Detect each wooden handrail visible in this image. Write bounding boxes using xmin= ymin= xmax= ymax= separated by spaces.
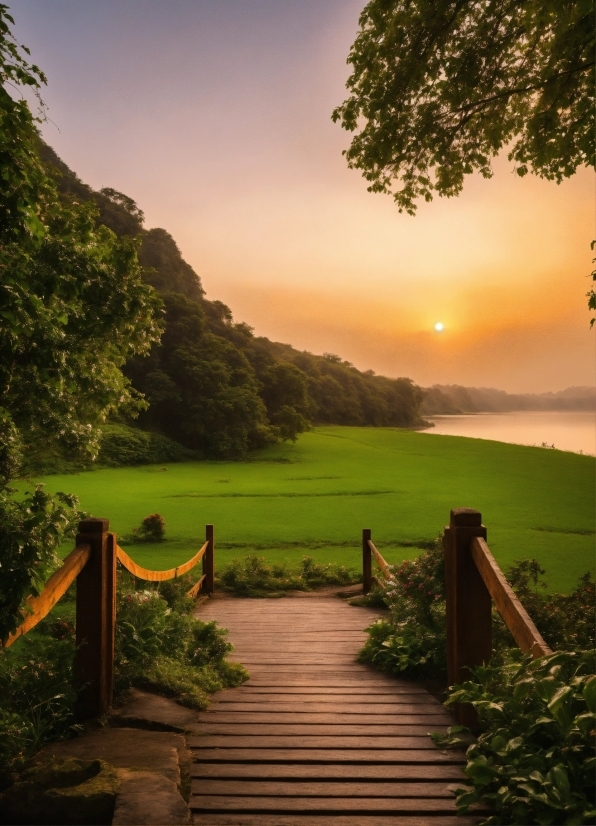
xmin=3 ymin=544 xmax=91 ymax=649
xmin=369 ymin=540 xmax=393 ymax=581
xmin=187 ymin=574 xmax=207 ymax=599
xmin=471 ymin=536 xmax=552 ymax=658
xmin=116 ymin=541 xmax=208 ymax=581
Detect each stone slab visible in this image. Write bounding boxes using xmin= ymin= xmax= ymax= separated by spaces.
xmin=36 ymin=728 xmax=184 ymax=786
xmin=115 ymin=688 xmax=200 ymax=732
xmin=113 ymin=770 xmax=190 ymax=825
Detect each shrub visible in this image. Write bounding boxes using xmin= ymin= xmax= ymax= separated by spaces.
xmin=358 ymin=539 xmax=447 ymax=680
xmin=359 ymin=542 xmax=595 ymax=682
xmin=436 ymin=650 xmax=596 ymax=825
xmin=136 ymin=513 xmax=166 ymax=542
xmin=0 ymin=631 xmax=79 ymax=785
xmin=114 ymin=579 xmax=247 ymax=707
xmin=216 ymin=554 xmax=359 ymax=597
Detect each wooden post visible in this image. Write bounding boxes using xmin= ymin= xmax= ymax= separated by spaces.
xmin=204 ymin=524 xmax=215 ymax=594
xmin=444 ymin=508 xmax=491 ymax=726
xmin=362 ymin=529 xmax=372 ymax=593
xmin=75 ymin=518 xmax=116 ymax=719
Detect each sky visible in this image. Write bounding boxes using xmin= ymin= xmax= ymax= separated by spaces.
xmin=9 ymin=0 xmax=595 ymax=393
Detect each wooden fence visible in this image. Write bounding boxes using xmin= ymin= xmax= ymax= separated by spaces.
xmin=363 ymin=507 xmax=552 ymax=724
xmin=3 ymin=518 xmax=214 ymax=719
xmin=4 ymin=506 xmax=552 ymax=725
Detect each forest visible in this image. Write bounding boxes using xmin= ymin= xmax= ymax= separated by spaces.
xmin=39 ymin=143 xmax=427 ymax=461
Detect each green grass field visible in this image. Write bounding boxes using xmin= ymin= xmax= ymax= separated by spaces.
xmin=32 ymin=427 xmax=594 ymax=592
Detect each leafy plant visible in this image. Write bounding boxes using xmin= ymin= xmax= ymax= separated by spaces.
xmin=216 ymin=554 xmax=359 ymax=597
xmin=0 ymin=485 xmax=81 ymax=642
xmin=0 ymin=631 xmax=80 ymax=785
xmin=114 ymin=577 xmax=246 ymax=707
xmin=135 ymin=513 xmax=166 ymax=542
xmin=435 ymin=650 xmax=596 ymax=825
xmin=358 ymin=539 xmax=447 ymax=680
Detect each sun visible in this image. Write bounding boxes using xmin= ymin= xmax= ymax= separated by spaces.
xmin=434 ymin=322 xmax=444 ymax=332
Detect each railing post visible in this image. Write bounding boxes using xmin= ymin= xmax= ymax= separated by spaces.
xmin=444 ymin=508 xmax=491 ymax=725
xmin=75 ymin=518 xmax=116 ymax=719
xmin=204 ymin=524 xmax=215 ymax=594
xmin=362 ymin=529 xmax=372 ymax=593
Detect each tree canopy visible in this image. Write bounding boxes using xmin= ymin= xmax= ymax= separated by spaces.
xmin=0 ymin=5 xmax=162 ymax=639
xmin=332 ymin=0 xmax=594 ymax=213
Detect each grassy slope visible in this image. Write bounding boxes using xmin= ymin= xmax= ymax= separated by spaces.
xmin=34 ymin=427 xmax=594 ymax=592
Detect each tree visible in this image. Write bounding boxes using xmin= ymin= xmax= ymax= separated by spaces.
xmin=332 ymin=0 xmax=594 ymax=214
xmin=0 ymin=5 xmax=162 ymax=640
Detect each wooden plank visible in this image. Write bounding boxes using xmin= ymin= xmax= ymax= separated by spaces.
xmin=191 ymin=763 xmax=466 ymax=781
xmin=207 ymin=703 xmax=445 ymax=714
xmin=4 ymin=544 xmax=91 ymax=647
xmin=191 ymin=795 xmax=463 ymax=812
xmin=198 ymin=712 xmax=452 ymax=725
xmin=192 ymin=780 xmax=458 ymax=798
xmin=191 ymin=816 xmax=480 ymax=826
xmin=238 ymin=685 xmax=427 ymax=694
xmin=191 ymin=724 xmax=445 ymax=736
xmin=188 ymin=735 xmax=439 ymax=749
xmin=216 ymin=688 xmax=438 ymax=710
xmin=471 ymin=536 xmax=551 ymax=657
xmin=192 ymin=749 xmax=465 ymax=764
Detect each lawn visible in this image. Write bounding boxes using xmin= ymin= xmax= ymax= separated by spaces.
xmin=32 ymin=427 xmax=594 ymax=592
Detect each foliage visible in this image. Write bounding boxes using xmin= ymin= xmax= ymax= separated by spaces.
xmin=588 ymin=240 xmax=596 ymax=328
xmin=20 ymin=423 xmax=196 ymax=475
xmin=129 ymin=513 xmax=166 ymax=543
xmin=0 ymin=485 xmax=80 ymax=642
xmin=436 ymin=650 xmax=595 ymax=825
xmin=332 ymin=0 xmax=594 ymax=213
xmin=359 ymin=539 xmax=595 ymax=682
xmin=0 ymin=8 xmax=162 ymax=637
xmin=217 ymin=554 xmax=359 ymax=597
xmin=126 ymin=292 xmax=278 ymax=457
xmin=0 ymin=628 xmax=79 ymax=784
xmin=114 ymin=580 xmax=247 ymax=708
xmin=498 ymin=561 xmax=595 ymax=652
xmin=358 ymin=539 xmax=448 ymax=679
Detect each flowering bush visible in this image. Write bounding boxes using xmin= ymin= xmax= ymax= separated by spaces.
xmin=358 ymin=539 xmax=447 ymax=679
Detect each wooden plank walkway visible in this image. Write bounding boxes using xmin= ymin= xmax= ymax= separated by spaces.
xmin=190 ymin=593 xmax=479 ymax=825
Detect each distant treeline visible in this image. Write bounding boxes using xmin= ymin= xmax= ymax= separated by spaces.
xmin=421 ymin=384 xmax=596 ymax=416
xmin=40 ymin=143 xmax=426 ymax=459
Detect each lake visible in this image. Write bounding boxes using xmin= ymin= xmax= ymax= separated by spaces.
xmin=424 ymin=411 xmax=595 ymax=455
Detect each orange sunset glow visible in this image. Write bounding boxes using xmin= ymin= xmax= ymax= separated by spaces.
xmin=12 ymin=0 xmax=594 ymax=393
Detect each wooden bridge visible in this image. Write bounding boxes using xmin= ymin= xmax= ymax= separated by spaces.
xmin=5 ymin=507 xmax=552 ymax=825
xmin=189 ymin=592 xmax=476 ymax=825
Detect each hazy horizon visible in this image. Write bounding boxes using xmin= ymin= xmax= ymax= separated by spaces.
xmin=10 ymin=0 xmax=595 ymax=394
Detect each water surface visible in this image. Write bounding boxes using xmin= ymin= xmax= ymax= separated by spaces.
xmin=424 ymin=411 xmax=595 ymax=455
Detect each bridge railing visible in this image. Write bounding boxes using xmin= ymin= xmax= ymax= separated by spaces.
xmin=2 ymin=518 xmax=215 ymax=718
xmin=363 ymin=508 xmax=551 ymax=723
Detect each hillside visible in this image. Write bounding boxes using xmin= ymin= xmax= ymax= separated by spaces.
xmin=39 ymin=142 xmax=427 ymax=458
xmin=421 ymin=384 xmax=596 ymax=416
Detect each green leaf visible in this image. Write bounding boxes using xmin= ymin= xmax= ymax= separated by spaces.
xmin=583 ymin=675 xmax=596 ymax=713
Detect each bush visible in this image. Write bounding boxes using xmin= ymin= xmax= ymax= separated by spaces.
xmin=137 ymin=513 xmax=166 ymax=542
xmin=0 ymin=630 xmax=79 ymax=785
xmin=359 ymin=542 xmax=595 ymax=682
xmin=216 ymin=554 xmax=359 ymax=597
xmin=98 ymin=424 xmax=197 ymax=467
xmin=358 ymin=539 xmax=447 ymax=680
xmin=435 ymin=650 xmax=596 ymax=825
xmin=114 ymin=579 xmax=247 ymax=707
